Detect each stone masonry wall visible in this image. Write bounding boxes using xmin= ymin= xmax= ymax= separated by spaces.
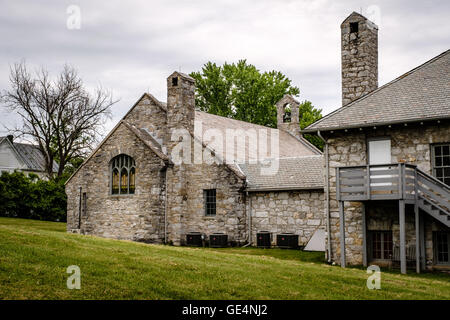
xmin=326 ymin=122 xmax=450 ymax=266
xmin=66 ymin=123 xmax=167 ymax=242
xmin=249 ymin=190 xmax=324 ymax=246
xmin=341 ymin=13 xmax=378 ymax=106
xmin=124 ymin=94 xmax=167 ymax=148
xmin=176 ymin=162 xmax=247 ymax=245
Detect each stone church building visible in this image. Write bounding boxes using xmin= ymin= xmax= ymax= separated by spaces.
xmin=65 ymin=72 xmax=325 ymax=247
xmin=66 ymin=11 xmax=449 ymax=272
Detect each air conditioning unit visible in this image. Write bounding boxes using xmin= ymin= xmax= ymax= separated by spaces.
xmin=209 ymin=233 xmax=228 ymax=248
xmin=186 ymin=232 xmax=203 ymax=247
xmin=256 ymin=231 xmax=271 ymax=248
xmin=277 ymin=233 xmax=299 ymax=249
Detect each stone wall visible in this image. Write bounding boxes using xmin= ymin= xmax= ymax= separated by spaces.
xmin=124 ymin=94 xmax=167 ymax=148
xmin=325 ymin=122 xmax=450 ymax=266
xmin=66 ymin=123 xmax=167 ymax=242
xmin=171 ymin=162 xmax=247 ymax=245
xmin=249 ymin=190 xmax=324 ymax=246
xmin=341 ymin=13 xmax=378 ymax=106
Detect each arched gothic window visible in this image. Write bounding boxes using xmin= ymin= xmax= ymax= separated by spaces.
xmin=110 ymin=154 xmax=136 ymax=195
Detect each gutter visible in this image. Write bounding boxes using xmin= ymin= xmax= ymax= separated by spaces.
xmin=245 ymin=186 xmax=324 ymax=192
xmin=317 ymin=130 xmax=332 ymax=263
xmin=302 ymin=116 xmax=450 ymax=134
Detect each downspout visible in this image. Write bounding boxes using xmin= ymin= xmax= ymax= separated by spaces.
xmin=164 ymin=166 xmax=168 ymax=244
xmin=317 ymin=130 xmax=332 ymax=263
xmin=243 ymin=190 xmax=252 ymax=247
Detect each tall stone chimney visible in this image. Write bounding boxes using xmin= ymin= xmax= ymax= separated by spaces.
xmin=341 ymin=12 xmax=378 ymax=106
xmin=165 ymin=71 xmax=196 ymax=246
xmin=166 ymin=71 xmax=195 ymax=150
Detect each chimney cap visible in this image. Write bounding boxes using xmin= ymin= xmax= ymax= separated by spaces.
xmin=167 ymin=71 xmax=195 ymax=84
xmin=341 ymin=11 xmax=378 ymax=29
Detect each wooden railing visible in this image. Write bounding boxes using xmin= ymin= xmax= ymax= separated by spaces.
xmin=336 ymin=163 xmax=417 ymax=201
xmin=416 ymin=168 xmax=450 ymax=214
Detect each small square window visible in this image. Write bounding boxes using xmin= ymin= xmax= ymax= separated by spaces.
xmin=350 ymin=22 xmax=359 ymax=33
xmin=172 ymin=77 xmax=178 ymax=86
xmin=204 ymin=189 xmax=216 ymax=216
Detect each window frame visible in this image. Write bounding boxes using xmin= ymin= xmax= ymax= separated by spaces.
xmin=431 ymin=143 xmax=450 ymax=185
xmin=204 ymin=189 xmax=217 ymax=217
xmin=433 ymin=231 xmax=450 ymax=265
xmin=110 ymin=154 xmax=136 ymax=195
xmin=367 ymin=137 xmax=392 ymax=165
xmin=368 ymin=230 xmax=393 ymax=261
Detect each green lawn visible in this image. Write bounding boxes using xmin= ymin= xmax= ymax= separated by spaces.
xmin=0 ymin=217 xmax=449 ymax=299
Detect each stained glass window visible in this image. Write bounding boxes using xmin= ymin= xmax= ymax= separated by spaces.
xmin=112 ymin=169 xmax=119 ymax=194
xmin=129 ymin=167 xmax=136 ymax=194
xmin=110 ymin=154 xmax=136 ymax=195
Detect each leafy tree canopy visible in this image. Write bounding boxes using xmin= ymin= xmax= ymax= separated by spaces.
xmin=190 ymin=60 xmax=323 ymax=149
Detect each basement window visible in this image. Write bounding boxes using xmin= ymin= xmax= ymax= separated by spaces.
xmin=350 ymin=22 xmax=359 ymax=33
xmin=172 ymin=77 xmax=178 ymax=86
xmin=204 ymin=189 xmax=216 ymax=216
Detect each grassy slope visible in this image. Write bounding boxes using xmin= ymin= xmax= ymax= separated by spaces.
xmin=0 ymin=218 xmax=449 ymax=300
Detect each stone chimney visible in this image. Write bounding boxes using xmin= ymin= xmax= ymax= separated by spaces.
xmin=341 ymin=12 xmax=378 ymax=106
xmin=166 ymin=71 xmax=196 ymax=150
xmin=276 ymin=94 xmax=301 ymax=139
xmin=165 ymin=71 xmax=195 ymax=245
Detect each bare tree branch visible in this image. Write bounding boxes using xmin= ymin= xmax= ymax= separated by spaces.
xmin=0 ymin=62 xmax=117 ymax=178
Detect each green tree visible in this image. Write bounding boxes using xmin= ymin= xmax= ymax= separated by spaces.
xmin=190 ymin=60 xmax=323 ymax=149
xmin=298 ymin=100 xmax=323 ymax=150
xmin=190 ymin=60 xmax=299 ymax=128
xmin=0 ymin=171 xmax=66 ymax=222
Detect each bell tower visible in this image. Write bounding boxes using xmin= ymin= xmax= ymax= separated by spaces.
xmin=276 ymin=94 xmax=301 ymax=139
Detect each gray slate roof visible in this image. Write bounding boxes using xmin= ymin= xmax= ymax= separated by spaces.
xmin=304 ymin=49 xmax=450 ymax=132
xmin=238 ymin=156 xmax=324 ymax=191
xmin=0 ymin=137 xmax=58 ymax=173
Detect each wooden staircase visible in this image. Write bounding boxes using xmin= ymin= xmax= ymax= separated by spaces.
xmin=336 ymin=163 xmax=450 ymax=226
xmin=336 ymin=163 xmax=449 ymax=273
xmin=416 ymin=169 xmax=450 ymax=227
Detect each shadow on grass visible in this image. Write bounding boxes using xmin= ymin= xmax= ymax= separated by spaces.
xmin=203 ymin=246 xmax=326 ymax=264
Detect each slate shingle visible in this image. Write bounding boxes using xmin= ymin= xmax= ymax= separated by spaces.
xmin=238 ymin=156 xmax=324 ymax=191
xmin=304 ymin=50 xmax=450 ymax=132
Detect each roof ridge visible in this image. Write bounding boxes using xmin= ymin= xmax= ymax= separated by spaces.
xmin=238 ymin=154 xmax=322 ymax=165
xmin=195 ymin=110 xmax=276 ymax=131
xmin=305 ymin=49 xmax=450 ymax=131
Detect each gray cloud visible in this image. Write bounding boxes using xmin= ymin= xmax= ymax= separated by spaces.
xmin=0 ymin=0 xmax=449 ymax=135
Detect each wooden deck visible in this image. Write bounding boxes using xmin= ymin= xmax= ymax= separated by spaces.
xmin=336 ymin=163 xmax=417 ymax=202
xmin=336 ymin=163 xmax=450 ymax=274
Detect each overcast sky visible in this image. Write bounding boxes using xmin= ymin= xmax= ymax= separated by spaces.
xmin=0 ymin=0 xmax=449 ymax=137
